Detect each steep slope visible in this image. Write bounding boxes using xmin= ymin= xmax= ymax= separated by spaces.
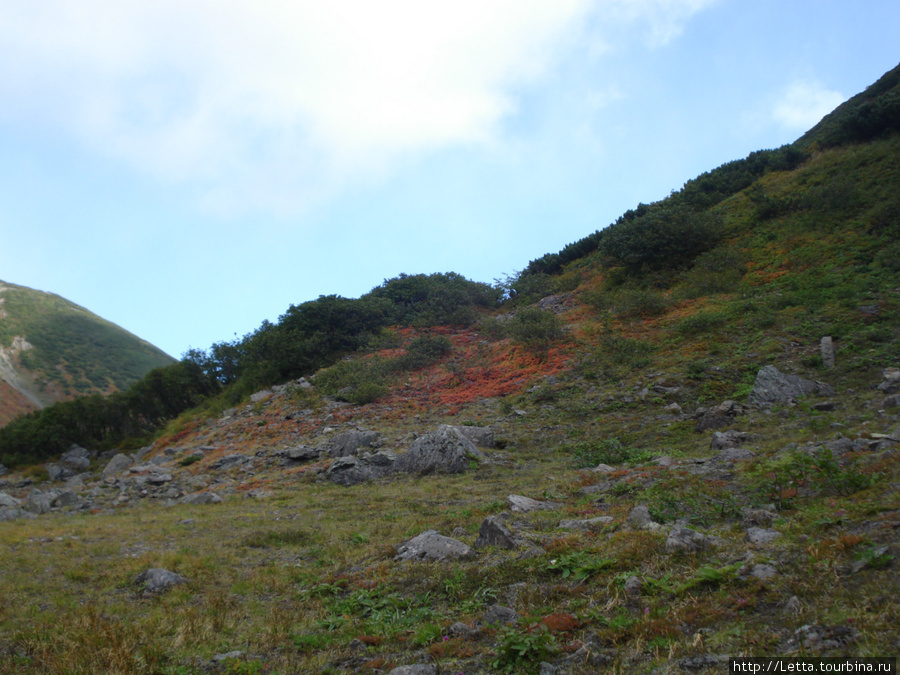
xmin=0 ymin=280 xmax=175 ymax=425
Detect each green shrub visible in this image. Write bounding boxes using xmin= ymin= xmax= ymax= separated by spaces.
xmin=677 ymin=311 xmax=728 ymax=335
xmin=587 ymin=286 xmax=670 ymax=317
xmin=599 ymin=203 xmax=722 ymax=271
xmin=508 ymin=308 xmax=564 ymax=350
xmin=569 ymin=437 xmax=651 ymax=468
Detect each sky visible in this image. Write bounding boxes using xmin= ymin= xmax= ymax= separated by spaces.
xmin=1 ymin=0 xmax=898 ymax=359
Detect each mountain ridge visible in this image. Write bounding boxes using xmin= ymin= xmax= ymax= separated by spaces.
xmin=0 ymin=279 xmax=175 ymax=426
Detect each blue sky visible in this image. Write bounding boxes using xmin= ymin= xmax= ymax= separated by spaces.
xmin=1 ymin=0 xmax=898 ymax=359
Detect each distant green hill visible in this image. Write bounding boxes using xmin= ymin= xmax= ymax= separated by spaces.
xmin=0 ymin=280 xmax=175 ymax=424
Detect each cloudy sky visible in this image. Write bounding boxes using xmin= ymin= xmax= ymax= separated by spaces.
xmin=1 ymin=0 xmax=898 ymax=358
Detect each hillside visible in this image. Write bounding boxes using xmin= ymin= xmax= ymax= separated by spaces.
xmin=0 ymin=280 xmax=175 ymax=425
xmin=0 ymin=65 xmax=898 ymax=674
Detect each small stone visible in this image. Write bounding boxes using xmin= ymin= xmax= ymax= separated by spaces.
xmin=746 ymin=527 xmax=781 ymax=546
xmin=624 ymin=576 xmax=642 ymax=597
xmin=134 ymin=568 xmax=187 ymax=594
xmin=783 ymin=596 xmax=802 ymax=615
xmin=666 ymin=524 xmax=710 ymax=553
xmin=212 ymin=651 xmax=244 ymax=662
xmin=479 ymin=605 xmax=519 ymax=627
xmin=507 ymin=494 xmax=560 ymax=513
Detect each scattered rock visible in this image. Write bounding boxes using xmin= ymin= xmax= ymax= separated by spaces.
xmin=747 ymin=365 xmax=835 ymax=408
xmin=0 ymin=491 xmax=22 ymax=508
xmin=473 ymin=515 xmax=522 ymax=549
xmin=478 ymin=605 xmax=519 ymax=627
xmin=102 ymin=453 xmax=134 ymax=480
xmin=784 ymin=624 xmax=858 ymax=654
xmin=710 ymin=430 xmax=755 ymax=451
xmin=60 ymin=444 xmax=92 ymax=471
xmin=746 ymin=527 xmax=781 ymax=546
xmin=624 ymin=576 xmax=643 ymax=597
xmin=325 ymin=451 xmax=397 ymax=486
xmin=712 ymin=447 xmax=756 ymax=463
xmin=663 ymin=402 xmax=683 ymax=415
xmin=877 ymin=367 xmax=900 ymax=395
xmin=394 ymin=530 xmax=474 ymax=562
xmin=211 ymin=454 xmax=250 ymax=470
xmin=328 ymin=429 xmax=380 ymax=457
xmin=558 ymin=516 xmax=614 ymax=531
xmin=695 ymin=400 xmax=741 ymax=432
xmin=442 ymin=424 xmax=496 ymax=448
xmin=666 ymin=524 xmax=710 ymax=553
xmin=180 ymin=492 xmax=223 ymax=505
xmin=387 ymin=665 xmax=436 ymax=675
xmin=393 ymin=426 xmax=487 ymax=475
xmin=283 ymin=445 xmax=320 ymax=463
xmin=134 ymin=568 xmax=187 ymax=594
xmin=212 ymin=651 xmax=244 ymax=662
xmin=741 ymin=507 xmax=777 ymax=528
xmin=820 ymin=336 xmax=835 ymax=369
xmin=592 ymin=464 xmax=616 ymax=474
xmin=507 ymin=494 xmax=560 ymax=513
xmin=783 ymin=596 xmax=802 ymax=615
xmin=625 ymin=505 xmax=659 ymax=531
xmin=747 ymin=563 xmax=778 ymax=580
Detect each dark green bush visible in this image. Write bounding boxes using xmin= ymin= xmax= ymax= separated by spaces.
xmin=599 ymin=203 xmax=722 ymax=272
xmin=507 ymin=309 xmax=564 ymax=350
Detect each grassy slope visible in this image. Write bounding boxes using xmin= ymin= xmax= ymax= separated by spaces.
xmin=0 ymin=116 xmax=899 ymax=673
xmin=0 ymin=280 xmax=175 ymax=422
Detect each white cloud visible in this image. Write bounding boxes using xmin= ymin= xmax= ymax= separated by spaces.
xmin=773 ymin=81 xmax=846 ymax=130
xmin=0 ymin=0 xmax=716 ymax=214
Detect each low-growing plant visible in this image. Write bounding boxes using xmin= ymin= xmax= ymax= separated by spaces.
xmin=568 ymin=437 xmax=652 ymax=468
xmin=492 ymin=625 xmax=558 ymax=672
xmin=547 ymin=552 xmax=616 ymax=581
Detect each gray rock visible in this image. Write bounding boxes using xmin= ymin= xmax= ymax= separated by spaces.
xmin=328 ymin=429 xmax=380 ymax=457
xmin=624 ymin=576 xmax=643 ymax=597
xmin=784 ymin=624 xmax=857 ymax=654
xmin=148 ymin=473 xmax=173 ymax=485
xmin=746 ymin=527 xmax=781 ymax=546
xmin=820 ymin=336 xmax=835 ymax=369
xmin=284 ymin=445 xmax=320 ymax=463
xmin=506 ymin=494 xmax=561 ymax=513
xmin=747 ymin=365 xmax=835 ymax=408
xmin=61 ymin=444 xmax=92 ymax=471
xmin=664 ymin=402 xmax=683 ymax=415
xmin=666 ymin=524 xmax=710 ymax=553
xmin=134 ymin=568 xmax=187 ymax=594
xmin=394 ymin=426 xmax=487 ymax=475
xmin=52 ymin=490 xmax=80 ymax=508
xmin=211 ymin=454 xmax=250 ymax=470
xmin=250 ymin=389 xmax=273 ymax=402
xmin=877 ymin=367 xmax=900 ymax=394
xmin=625 ymin=505 xmax=658 ymax=530
xmin=474 ymin=515 xmax=522 ymax=549
xmin=440 ymin=424 xmax=495 ymax=448
xmin=479 ymin=605 xmax=519 ymax=627
xmin=394 ymin=530 xmax=474 ymax=562
xmin=712 ymin=447 xmax=756 ymax=463
xmin=325 ymin=451 xmax=397 ymax=486
xmin=102 ymin=453 xmax=134 ymax=479
xmin=741 ymin=507 xmax=777 ymax=528
xmin=695 ymin=400 xmax=741 ymax=432
xmin=882 ymin=395 xmax=900 ymax=409
xmin=592 ymin=463 xmax=616 ymax=474
xmin=710 ymin=430 xmax=755 ymax=451
xmin=212 ymin=651 xmax=244 ymax=662
xmin=387 ymin=666 xmax=437 ymax=675
xmin=558 ymin=516 xmax=614 ymax=531
xmin=783 ymin=596 xmax=802 ymax=615
xmin=749 ymin=563 xmax=778 ymax=580
xmin=0 ymin=491 xmax=22 ymax=508
xmin=24 ymin=489 xmax=58 ymax=514
xmin=180 ymin=492 xmax=223 ymax=505
xmin=45 ymin=463 xmax=75 ymax=482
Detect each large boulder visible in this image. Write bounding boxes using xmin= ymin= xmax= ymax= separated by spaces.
xmin=747 ymin=365 xmax=835 ymax=407
xmin=394 ymin=530 xmax=474 ymax=562
xmin=60 ymin=444 xmax=92 ymax=471
xmin=328 ymin=429 xmax=380 ymax=458
xmin=507 ymin=494 xmax=560 ymax=513
xmin=394 ymin=426 xmax=487 ymax=475
xmin=102 ymin=453 xmax=134 ymax=480
xmin=325 ymin=451 xmax=397 ymax=486
xmin=439 ymin=424 xmax=496 ymax=448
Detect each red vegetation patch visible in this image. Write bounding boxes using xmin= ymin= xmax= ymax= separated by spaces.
xmin=541 ymin=612 xmax=581 ymax=633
